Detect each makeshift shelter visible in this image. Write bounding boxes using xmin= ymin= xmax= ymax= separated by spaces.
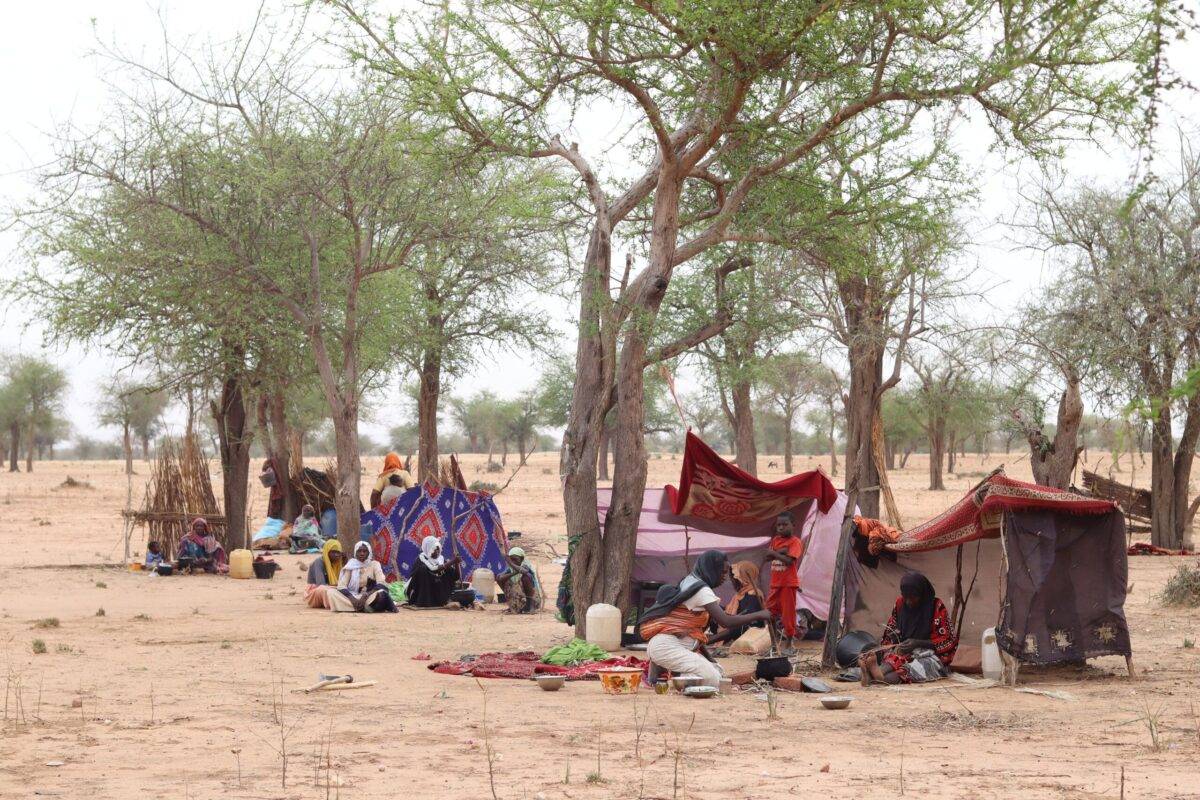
xmin=360 ymin=482 xmax=510 ymax=583
xmin=846 ymin=471 xmax=1132 ymax=670
xmin=123 ymin=434 xmax=224 ymax=558
xmin=594 ymin=433 xmax=846 ymax=622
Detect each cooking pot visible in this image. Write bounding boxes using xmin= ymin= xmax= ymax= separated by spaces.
xmin=755 ymin=655 xmax=793 ymax=680
xmin=834 ymin=630 xmax=879 ymax=668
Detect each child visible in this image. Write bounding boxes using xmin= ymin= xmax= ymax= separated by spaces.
xmin=144 ymin=541 xmax=164 ymax=569
xmin=765 ymin=511 xmax=804 ymax=652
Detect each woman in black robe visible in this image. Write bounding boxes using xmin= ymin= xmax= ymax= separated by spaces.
xmin=406 ymin=536 xmax=462 ymax=607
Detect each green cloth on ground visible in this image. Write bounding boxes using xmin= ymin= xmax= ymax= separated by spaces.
xmin=542 ymin=638 xmax=609 ymax=666
xmin=388 ymin=581 xmax=406 ymax=605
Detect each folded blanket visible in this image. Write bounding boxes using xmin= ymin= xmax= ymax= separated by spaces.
xmin=430 ymin=651 xmax=646 ymax=681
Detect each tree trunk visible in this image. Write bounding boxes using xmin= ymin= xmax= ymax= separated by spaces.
xmin=570 ymin=173 xmax=681 ymax=636
xmin=885 ymin=437 xmax=896 ymax=471
xmin=783 ymin=411 xmax=794 ymax=474
xmin=845 ymin=339 xmax=882 ymax=516
xmin=564 ymin=226 xmax=617 ymax=635
xmin=122 ymin=420 xmax=133 ymax=476
xmin=928 ymin=417 xmax=946 ymax=491
xmin=731 ymin=379 xmax=757 ymax=476
xmin=946 ymin=432 xmax=956 ymax=474
xmin=329 ymin=399 xmax=363 ymax=550
xmin=267 ymin=392 xmax=300 ymax=522
xmin=212 ymin=374 xmax=252 ymax=551
xmin=828 ymin=403 xmax=839 ymax=478
xmin=417 ymin=349 xmax=441 ymax=483
xmin=900 ymin=447 xmax=912 ymax=469
xmin=1149 ymin=410 xmax=1179 ymax=549
xmin=140 ymin=435 xmax=149 ymax=460
xmin=8 ymin=423 xmax=19 ymax=472
xmin=1028 ymin=376 xmax=1085 ymax=489
xmin=1171 ymin=388 xmax=1200 ymax=544
xmin=597 ymin=425 xmax=611 ymax=481
xmin=25 ymin=418 xmax=35 ymax=472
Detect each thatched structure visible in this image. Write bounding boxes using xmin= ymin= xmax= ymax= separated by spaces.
xmin=124 ymin=434 xmax=224 ymax=557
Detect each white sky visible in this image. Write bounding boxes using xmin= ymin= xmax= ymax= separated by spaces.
xmin=1 ymin=2 xmax=1197 ymax=445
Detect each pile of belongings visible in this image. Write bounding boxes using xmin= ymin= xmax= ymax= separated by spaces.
xmin=1128 ymin=542 xmax=1193 ymax=556
xmin=429 ymin=651 xmax=646 ymax=680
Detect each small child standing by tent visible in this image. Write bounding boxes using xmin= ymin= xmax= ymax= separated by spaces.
xmin=765 ymin=511 xmax=803 ymax=653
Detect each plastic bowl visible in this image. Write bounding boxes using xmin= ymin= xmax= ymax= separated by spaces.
xmin=597 ymin=667 xmax=643 ymax=695
xmin=820 ymin=695 xmax=853 ymax=710
xmin=684 ymin=685 xmax=718 ymax=699
xmin=534 ymin=675 xmax=565 ymax=691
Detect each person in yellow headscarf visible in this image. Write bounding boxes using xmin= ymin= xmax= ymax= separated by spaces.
xmin=707 ymin=560 xmax=765 ymax=646
xmin=304 ymin=540 xmax=344 ymax=608
xmin=370 ymin=452 xmax=415 ymax=508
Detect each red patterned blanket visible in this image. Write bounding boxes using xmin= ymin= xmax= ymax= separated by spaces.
xmin=429 ymin=652 xmax=647 ymax=680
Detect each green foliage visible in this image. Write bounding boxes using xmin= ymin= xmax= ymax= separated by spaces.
xmin=31 ymin=639 xmax=46 ymax=655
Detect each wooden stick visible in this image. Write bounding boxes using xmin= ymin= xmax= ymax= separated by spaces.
xmin=300 ymin=676 xmax=352 ymax=693
xmin=314 ymin=680 xmax=377 ymax=692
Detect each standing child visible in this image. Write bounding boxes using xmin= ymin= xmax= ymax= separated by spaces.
xmin=765 ymin=511 xmax=804 ymax=653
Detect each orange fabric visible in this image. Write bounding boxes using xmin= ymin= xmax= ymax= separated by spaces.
xmin=382 ymin=452 xmax=403 ymax=474
xmin=639 ymin=606 xmax=710 ymax=644
xmin=725 ymin=561 xmax=761 ymax=615
xmin=768 ymin=535 xmax=804 ymax=588
xmin=766 ymin=584 xmax=798 ymax=637
xmin=855 ymin=516 xmax=901 ymax=555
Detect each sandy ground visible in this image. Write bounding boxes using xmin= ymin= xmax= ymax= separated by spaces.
xmin=1 ymin=449 xmax=1198 ymax=800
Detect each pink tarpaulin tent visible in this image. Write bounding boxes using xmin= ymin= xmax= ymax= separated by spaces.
xmin=597 ymin=487 xmax=851 ymax=621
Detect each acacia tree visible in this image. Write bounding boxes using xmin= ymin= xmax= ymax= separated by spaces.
xmin=1032 ymin=153 xmax=1200 ymax=548
xmin=759 ymin=351 xmax=820 ymax=474
xmin=400 ymin=163 xmax=566 ymax=481
xmin=98 ymin=378 xmax=168 ymax=474
xmin=333 ymin=0 xmax=1166 ymax=630
xmin=0 ymin=356 xmax=68 ymax=473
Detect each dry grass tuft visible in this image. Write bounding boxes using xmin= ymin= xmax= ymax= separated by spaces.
xmin=1160 ymin=564 xmax=1200 ymax=607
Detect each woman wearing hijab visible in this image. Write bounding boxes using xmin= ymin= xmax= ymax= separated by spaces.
xmin=290 ymin=504 xmax=324 ymax=553
xmin=177 ymin=518 xmax=227 ymax=574
xmin=404 ymin=536 xmax=462 ymax=607
xmin=304 ymin=540 xmax=344 ymax=608
xmin=369 ymin=452 xmax=415 ymax=508
xmin=707 ymin=561 xmax=765 ymax=646
xmin=638 ymin=550 xmax=773 ymax=688
xmin=331 ymin=542 xmax=396 ymax=613
xmin=496 ymin=546 xmax=543 ymax=614
xmin=858 ymin=571 xmax=958 ymax=685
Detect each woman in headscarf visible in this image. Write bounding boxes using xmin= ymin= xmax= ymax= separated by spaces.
xmin=638 ymin=550 xmax=773 ymax=688
xmin=404 ymin=536 xmax=462 ymax=607
xmin=369 ymin=452 xmax=415 ymax=508
xmin=858 ymin=571 xmax=958 ymax=685
xmin=290 ymin=504 xmax=324 ymax=553
xmin=177 ymin=518 xmax=227 ymax=574
xmin=304 ymin=540 xmax=344 ymax=608
xmin=496 ymin=546 xmax=543 ymax=614
xmin=330 ymin=542 xmax=396 ymax=613
xmin=707 ymin=561 xmax=765 ymax=646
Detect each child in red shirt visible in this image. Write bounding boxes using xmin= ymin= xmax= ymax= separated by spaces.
xmin=765 ymin=511 xmax=804 ymax=651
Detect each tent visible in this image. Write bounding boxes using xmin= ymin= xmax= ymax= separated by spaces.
xmin=360 ymin=482 xmax=510 ymax=582
xmin=846 ymin=471 xmax=1132 ymax=669
xmin=596 ymin=432 xmax=848 ymax=622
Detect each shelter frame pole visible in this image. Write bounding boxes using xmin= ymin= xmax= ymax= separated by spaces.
xmin=820 ymin=488 xmax=859 ymax=668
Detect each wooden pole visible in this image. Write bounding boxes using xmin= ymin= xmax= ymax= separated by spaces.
xmin=820 ymin=489 xmax=860 ymax=668
xmin=871 ymin=412 xmax=903 ymax=530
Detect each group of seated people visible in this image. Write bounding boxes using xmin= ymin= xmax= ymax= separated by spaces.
xmin=639 ymin=548 xmax=958 ymax=689
xmin=143 ymin=518 xmax=230 ymax=574
xmin=302 ymin=533 xmax=541 ymax=615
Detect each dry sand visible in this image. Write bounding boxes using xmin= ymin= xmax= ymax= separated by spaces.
xmin=1 ymin=450 xmax=1198 ymax=800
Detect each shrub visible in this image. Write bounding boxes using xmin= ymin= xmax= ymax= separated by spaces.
xmin=31 ymin=639 xmax=47 ymax=654
xmin=1160 ymin=564 xmax=1200 ymax=607
xmin=33 ymin=618 xmax=60 ymax=629
xmin=469 ymin=480 xmax=500 ymax=493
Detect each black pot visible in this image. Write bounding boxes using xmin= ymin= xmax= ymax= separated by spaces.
xmin=253 ymin=561 xmax=279 ymax=579
xmin=755 ymin=655 xmax=793 ymax=680
xmin=835 ymin=630 xmax=879 ymax=668
xmin=156 ymin=563 xmax=174 ymax=576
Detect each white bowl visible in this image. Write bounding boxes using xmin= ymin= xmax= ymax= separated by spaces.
xmin=820 ymin=695 xmax=853 ymax=710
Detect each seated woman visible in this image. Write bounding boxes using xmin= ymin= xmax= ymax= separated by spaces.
xmin=328 ymin=542 xmax=396 ymax=613
xmin=304 ymin=540 xmax=344 ymax=608
xmin=707 ymin=561 xmax=765 ymax=646
xmin=639 ymin=550 xmax=773 ymax=688
xmin=379 ymin=474 xmax=407 ymax=506
xmin=858 ymin=571 xmax=958 ymax=685
xmin=405 ymin=536 xmax=462 ymax=607
xmin=496 ymin=546 xmax=543 ymax=614
xmin=369 ymin=452 xmax=415 ymax=508
xmin=177 ymin=518 xmax=228 ymax=574
xmin=290 ymin=504 xmax=324 ymax=553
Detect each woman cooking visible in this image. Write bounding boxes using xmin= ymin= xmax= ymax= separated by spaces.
xmin=857 ymin=571 xmax=958 ymax=685
xmin=639 ymin=550 xmax=772 ymax=688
